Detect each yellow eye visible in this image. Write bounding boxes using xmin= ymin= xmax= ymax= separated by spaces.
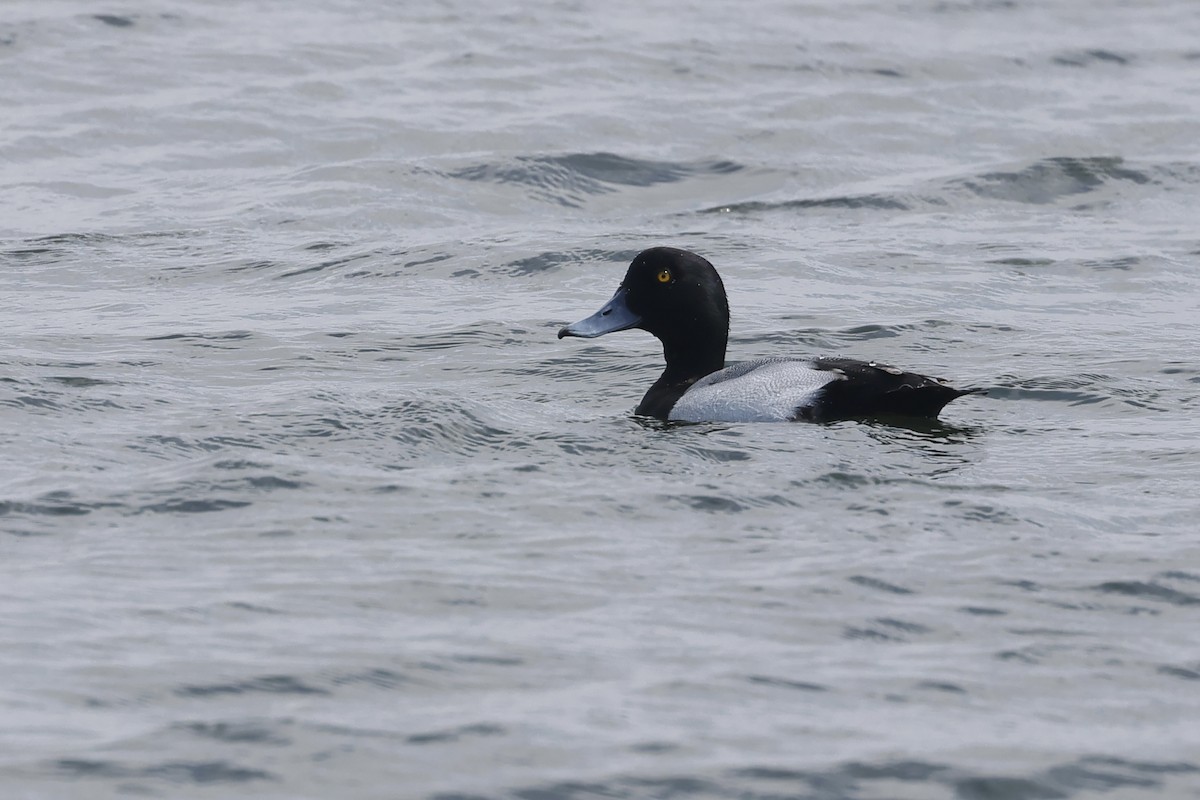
xmin=656 ymin=269 xmax=672 ymax=284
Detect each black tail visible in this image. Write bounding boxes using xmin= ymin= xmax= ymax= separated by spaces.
xmin=807 ymin=358 xmax=983 ymax=422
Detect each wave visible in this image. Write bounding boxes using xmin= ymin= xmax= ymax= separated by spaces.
xmin=448 ymin=152 xmax=744 ymax=208
xmin=699 ymin=156 xmax=1200 ymax=217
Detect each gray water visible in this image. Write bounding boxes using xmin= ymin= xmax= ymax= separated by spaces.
xmin=4 ymin=1 xmax=1200 ymax=798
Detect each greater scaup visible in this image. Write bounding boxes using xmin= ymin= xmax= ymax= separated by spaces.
xmin=558 ymin=247 xmax=981 ymax=422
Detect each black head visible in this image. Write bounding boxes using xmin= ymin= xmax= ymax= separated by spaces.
xmin=620 ymin=247 xmax=729 ymax=346
xmin=558 ymin=247 xmax=730 ymax=380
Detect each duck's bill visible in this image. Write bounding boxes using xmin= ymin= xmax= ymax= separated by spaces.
xmin=557 ymin=287 xmax=641 ymax=339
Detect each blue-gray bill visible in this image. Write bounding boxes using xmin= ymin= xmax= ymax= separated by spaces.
xmin=557 ymin=287 xmax=641 ymax=339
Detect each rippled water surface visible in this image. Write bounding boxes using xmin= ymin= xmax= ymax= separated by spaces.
xmin=4 ymin=1 xmax=1200 ymax=798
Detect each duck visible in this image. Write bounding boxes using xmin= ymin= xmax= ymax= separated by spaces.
xmin=558 ymin=247 xmax=981 ymax=423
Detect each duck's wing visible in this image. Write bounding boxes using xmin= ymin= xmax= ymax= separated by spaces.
xmin=668 ymin=357 xmax=980 ymax=423
xmin=668 ymin=358 xmax=839 ymax=422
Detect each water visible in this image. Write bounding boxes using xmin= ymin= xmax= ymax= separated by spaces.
xmin=3 ymin=1 xmax=1200 ymax=798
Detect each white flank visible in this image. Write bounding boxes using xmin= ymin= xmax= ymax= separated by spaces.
xmin=668 ymin=359 xmax=840 ymax=423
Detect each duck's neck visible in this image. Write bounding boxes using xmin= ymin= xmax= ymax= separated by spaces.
xmin=635 ymin=332 xmax=726 ymax=419
xmin=660 ymin=335 xmax=726 ymax=384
